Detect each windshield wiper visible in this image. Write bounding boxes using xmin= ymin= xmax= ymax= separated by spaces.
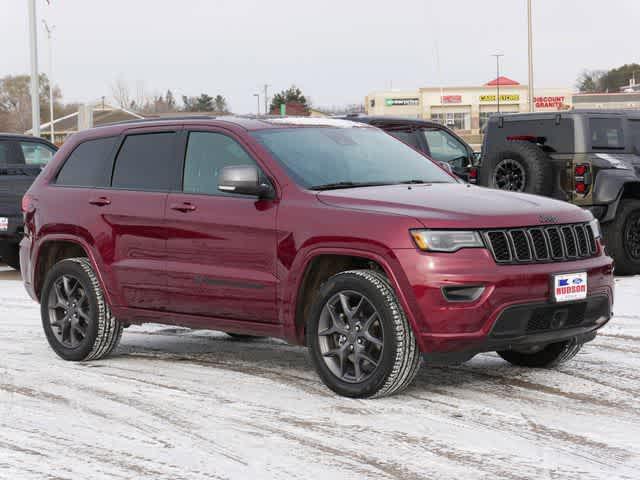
xmin=309 ymin=181 xmax=393 ymax=191
xmin=396 ymin=179 xmax=451 ymax=184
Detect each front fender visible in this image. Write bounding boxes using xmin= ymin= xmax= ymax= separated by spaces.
xmin=282 ymin=246 xmax=425 ymax=348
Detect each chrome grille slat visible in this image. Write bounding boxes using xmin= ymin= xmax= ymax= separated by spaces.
xmin=484 ymin=223 xmax=597 ymax=265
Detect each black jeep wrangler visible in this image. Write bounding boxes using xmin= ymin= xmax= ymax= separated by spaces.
xmin=477 ymin=111 xmax=640 ymax=275
xmin=0 ymin=133 xmax=57 ymax=270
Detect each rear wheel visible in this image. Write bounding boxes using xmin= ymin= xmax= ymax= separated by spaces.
xmin=487 ymin=141 xmax=553 ymax=196
xmin=602 ymin=199 xmax=640 ymax=276
xmin=307 ymin=270 xmax=421 ymax=398
xmin=497 ymin=338 xmax=583 ymax=368
xmin=41 ymin=258 xmax=123 ymax=361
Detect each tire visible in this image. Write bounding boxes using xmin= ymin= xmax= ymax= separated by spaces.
xmin=497 ymin=338 xmax=583 ymax=368
xmin=40 ymin=257 xmax=123 ymax=361
xmin=486 ymin=141 xmax=553 ymax=196
xmin=307 ymin=270 xmax=421 ymax=398
xmin=0 ymin=244 xmax=20 ymax=271
xmin=602 ymin=199 xmax=640 ymax=276
xmin=225 ymin=332 xmax=263 ymax=340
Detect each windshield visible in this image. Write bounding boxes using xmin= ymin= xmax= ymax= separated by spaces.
xmin=251 ymin=127 xmax=455 ymax=189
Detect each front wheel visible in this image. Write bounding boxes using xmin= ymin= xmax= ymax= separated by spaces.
xmin=497 ymin=338 xmax=583 ymax=368
xmin=307 ymin=270 xmax=421 ymax=398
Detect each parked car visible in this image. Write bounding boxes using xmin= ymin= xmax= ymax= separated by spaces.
xmin=22 ymin=117 xmax=613 ymax=398
xmin=0 ymin=133 xmax=57 ymax=270
xmin=476 ymin=111 xmax=640 ymax=275
xmin=343 ymin=115 xmax=476 ymax=180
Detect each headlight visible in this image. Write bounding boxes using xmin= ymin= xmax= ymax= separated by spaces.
xmin=410 ymin=230 xmax=484 ymax=252
xmin=589 ymin=218 xmax=601 ymax=239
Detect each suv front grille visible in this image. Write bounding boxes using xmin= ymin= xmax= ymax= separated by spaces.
xmin=484 ymin=223 xmax=597 ymax=264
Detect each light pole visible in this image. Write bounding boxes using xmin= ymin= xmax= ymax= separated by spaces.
xmin=263 ymin=84 xmax=270 ymax=115
xmin=492 ymin=53 xmax=504 ymax=113
xmin=28 ymin=0 xmax=40 ymax=137
xmin=43 ymin=20 xmax=55 ymax=143
xmin=253 ymin=93 xmax=260 ymax=116
xmin=527 ymin=0 xmax=535 ymax=112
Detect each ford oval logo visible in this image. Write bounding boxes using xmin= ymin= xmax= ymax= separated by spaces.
xmin=539 ymin=215 xmax=559 ymax=224
xmin=572 ymin=278 xmax=583 ymax=285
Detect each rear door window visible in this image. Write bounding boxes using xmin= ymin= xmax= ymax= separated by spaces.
xmin=111 ymin=132 xmax=177 ymax=191
xmin=56 ymin=137 xmax=118 ymax=187
xmin=590 ymin=118 xmax=624 ymax=150
xmin=19 ymin=142 xmax=55 ymax=165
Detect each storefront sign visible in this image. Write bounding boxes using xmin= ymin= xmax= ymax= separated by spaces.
xmin=385 ymin=98 xmax=419 ymax=106
xmin=534 ymin=96 xmax=566 ymax=109
xmin=441 ymin=95 xmax=462 ymax=104
xmin=480 ymin=94 xmax=520 ymax=102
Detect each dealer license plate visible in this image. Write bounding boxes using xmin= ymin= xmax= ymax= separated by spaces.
xmin=553 ymin=272 xmax=587 ymax=302
xmin=0 ymin=217 xmax=7 ymax=232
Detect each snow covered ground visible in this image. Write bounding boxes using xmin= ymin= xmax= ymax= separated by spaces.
xmin=1 ymin=264 xmax=639 ymax=480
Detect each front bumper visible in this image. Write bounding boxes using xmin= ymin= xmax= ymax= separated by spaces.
xmin=392 ymin=244 xmax=614 ymax=356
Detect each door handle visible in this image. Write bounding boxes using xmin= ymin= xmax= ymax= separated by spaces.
xmin=170 ymin=202 xmax=197 ymax=213
xmin=89 ymin=196 xmax=111 ymax=206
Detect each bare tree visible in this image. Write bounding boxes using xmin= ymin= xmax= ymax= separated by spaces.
xmin=111 ymin=77 xmax=131 ymax=109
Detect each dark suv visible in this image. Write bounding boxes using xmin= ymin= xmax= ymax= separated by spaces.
xmin=477 ymin=111 xmax=640 ymax=274
xmin=22 ymin=117 xmax=613 ymax=398
xmin=344 ymin=115 xmax=476 ymax=180
xmin=0 ymin=133 xmax=57 ymax=269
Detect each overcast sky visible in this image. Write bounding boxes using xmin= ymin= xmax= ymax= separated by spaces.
xmin=2 ymin=0 xmax=639 ymax=114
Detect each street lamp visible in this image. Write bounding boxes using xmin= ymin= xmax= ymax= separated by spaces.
xmin=28 ymin=0 xmax=40 ymax=137
xmin=43 ymin=20 xmax=55 ymax=143
xmin=491 ymin=53 xmax=504 ymax=113
xmin=527 ymin=0 xmax=535 ymax=112
xmin=253 ymin=93 xmax=260 ymax=116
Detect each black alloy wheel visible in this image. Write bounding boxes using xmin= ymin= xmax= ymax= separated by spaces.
xmin=317 ymin=290 xmax=384 ymax=384
xmin=493 ymin=158 xmax=527 ymax=192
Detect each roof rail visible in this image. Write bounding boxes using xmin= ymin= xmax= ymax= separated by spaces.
xmin=100 ymin=115 xmax=217 ymax=127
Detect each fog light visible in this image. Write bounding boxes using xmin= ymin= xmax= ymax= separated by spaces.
xmin=441 ymin=285 xmax=485 ymax=302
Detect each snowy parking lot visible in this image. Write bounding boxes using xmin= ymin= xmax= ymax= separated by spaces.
xmin=1 ymin=263 xmax=639 ymax=480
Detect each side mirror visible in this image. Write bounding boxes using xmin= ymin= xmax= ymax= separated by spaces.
xmin=438 ymin=161 xmax=455 ymax=175
xmin=218 ymin=165 xmax=275 ymax=199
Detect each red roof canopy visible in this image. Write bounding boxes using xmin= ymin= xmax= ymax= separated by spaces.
xmin=485 ymin=76 xmax=520 ymax=86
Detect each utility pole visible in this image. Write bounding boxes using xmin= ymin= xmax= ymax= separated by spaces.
xmin=43 ymin=20 xmax=55 ymax=143
xmin=492 ymin=53 xmax=504 ymax=113
xmin=28 ymin=0 xmax=40 ymax=137
xmin=253 ymin=93 xmax=260 ymax=116
xmin=527 ymin=0 xmax=535 ymax=112
xmin=263 ymin=84 xmax=270 ymax=116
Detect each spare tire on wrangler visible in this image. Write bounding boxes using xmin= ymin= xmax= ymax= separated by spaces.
xmin=486 ymin=141 xmax=553 ymax=196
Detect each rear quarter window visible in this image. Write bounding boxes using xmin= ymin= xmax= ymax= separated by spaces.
xmin=56 ymin=137 xmax=118 ymax=187
xmin=589 ymin=118 xmax=625 ymax=151
xmin=19 ymin=142 xmax=55 ymax=165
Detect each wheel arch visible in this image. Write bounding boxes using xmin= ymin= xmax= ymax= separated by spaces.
xmin=287 ymin=248 xmax=420 ymax=347
xmin=33 ymin=235 xmax=107 ymax=303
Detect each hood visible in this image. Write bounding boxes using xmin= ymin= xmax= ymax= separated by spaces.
xmin=317 ymin=183 xmax=591 ymax=229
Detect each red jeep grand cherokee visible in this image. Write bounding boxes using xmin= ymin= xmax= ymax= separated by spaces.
xmin=21 ymin=117 xmax=614 ymax=398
